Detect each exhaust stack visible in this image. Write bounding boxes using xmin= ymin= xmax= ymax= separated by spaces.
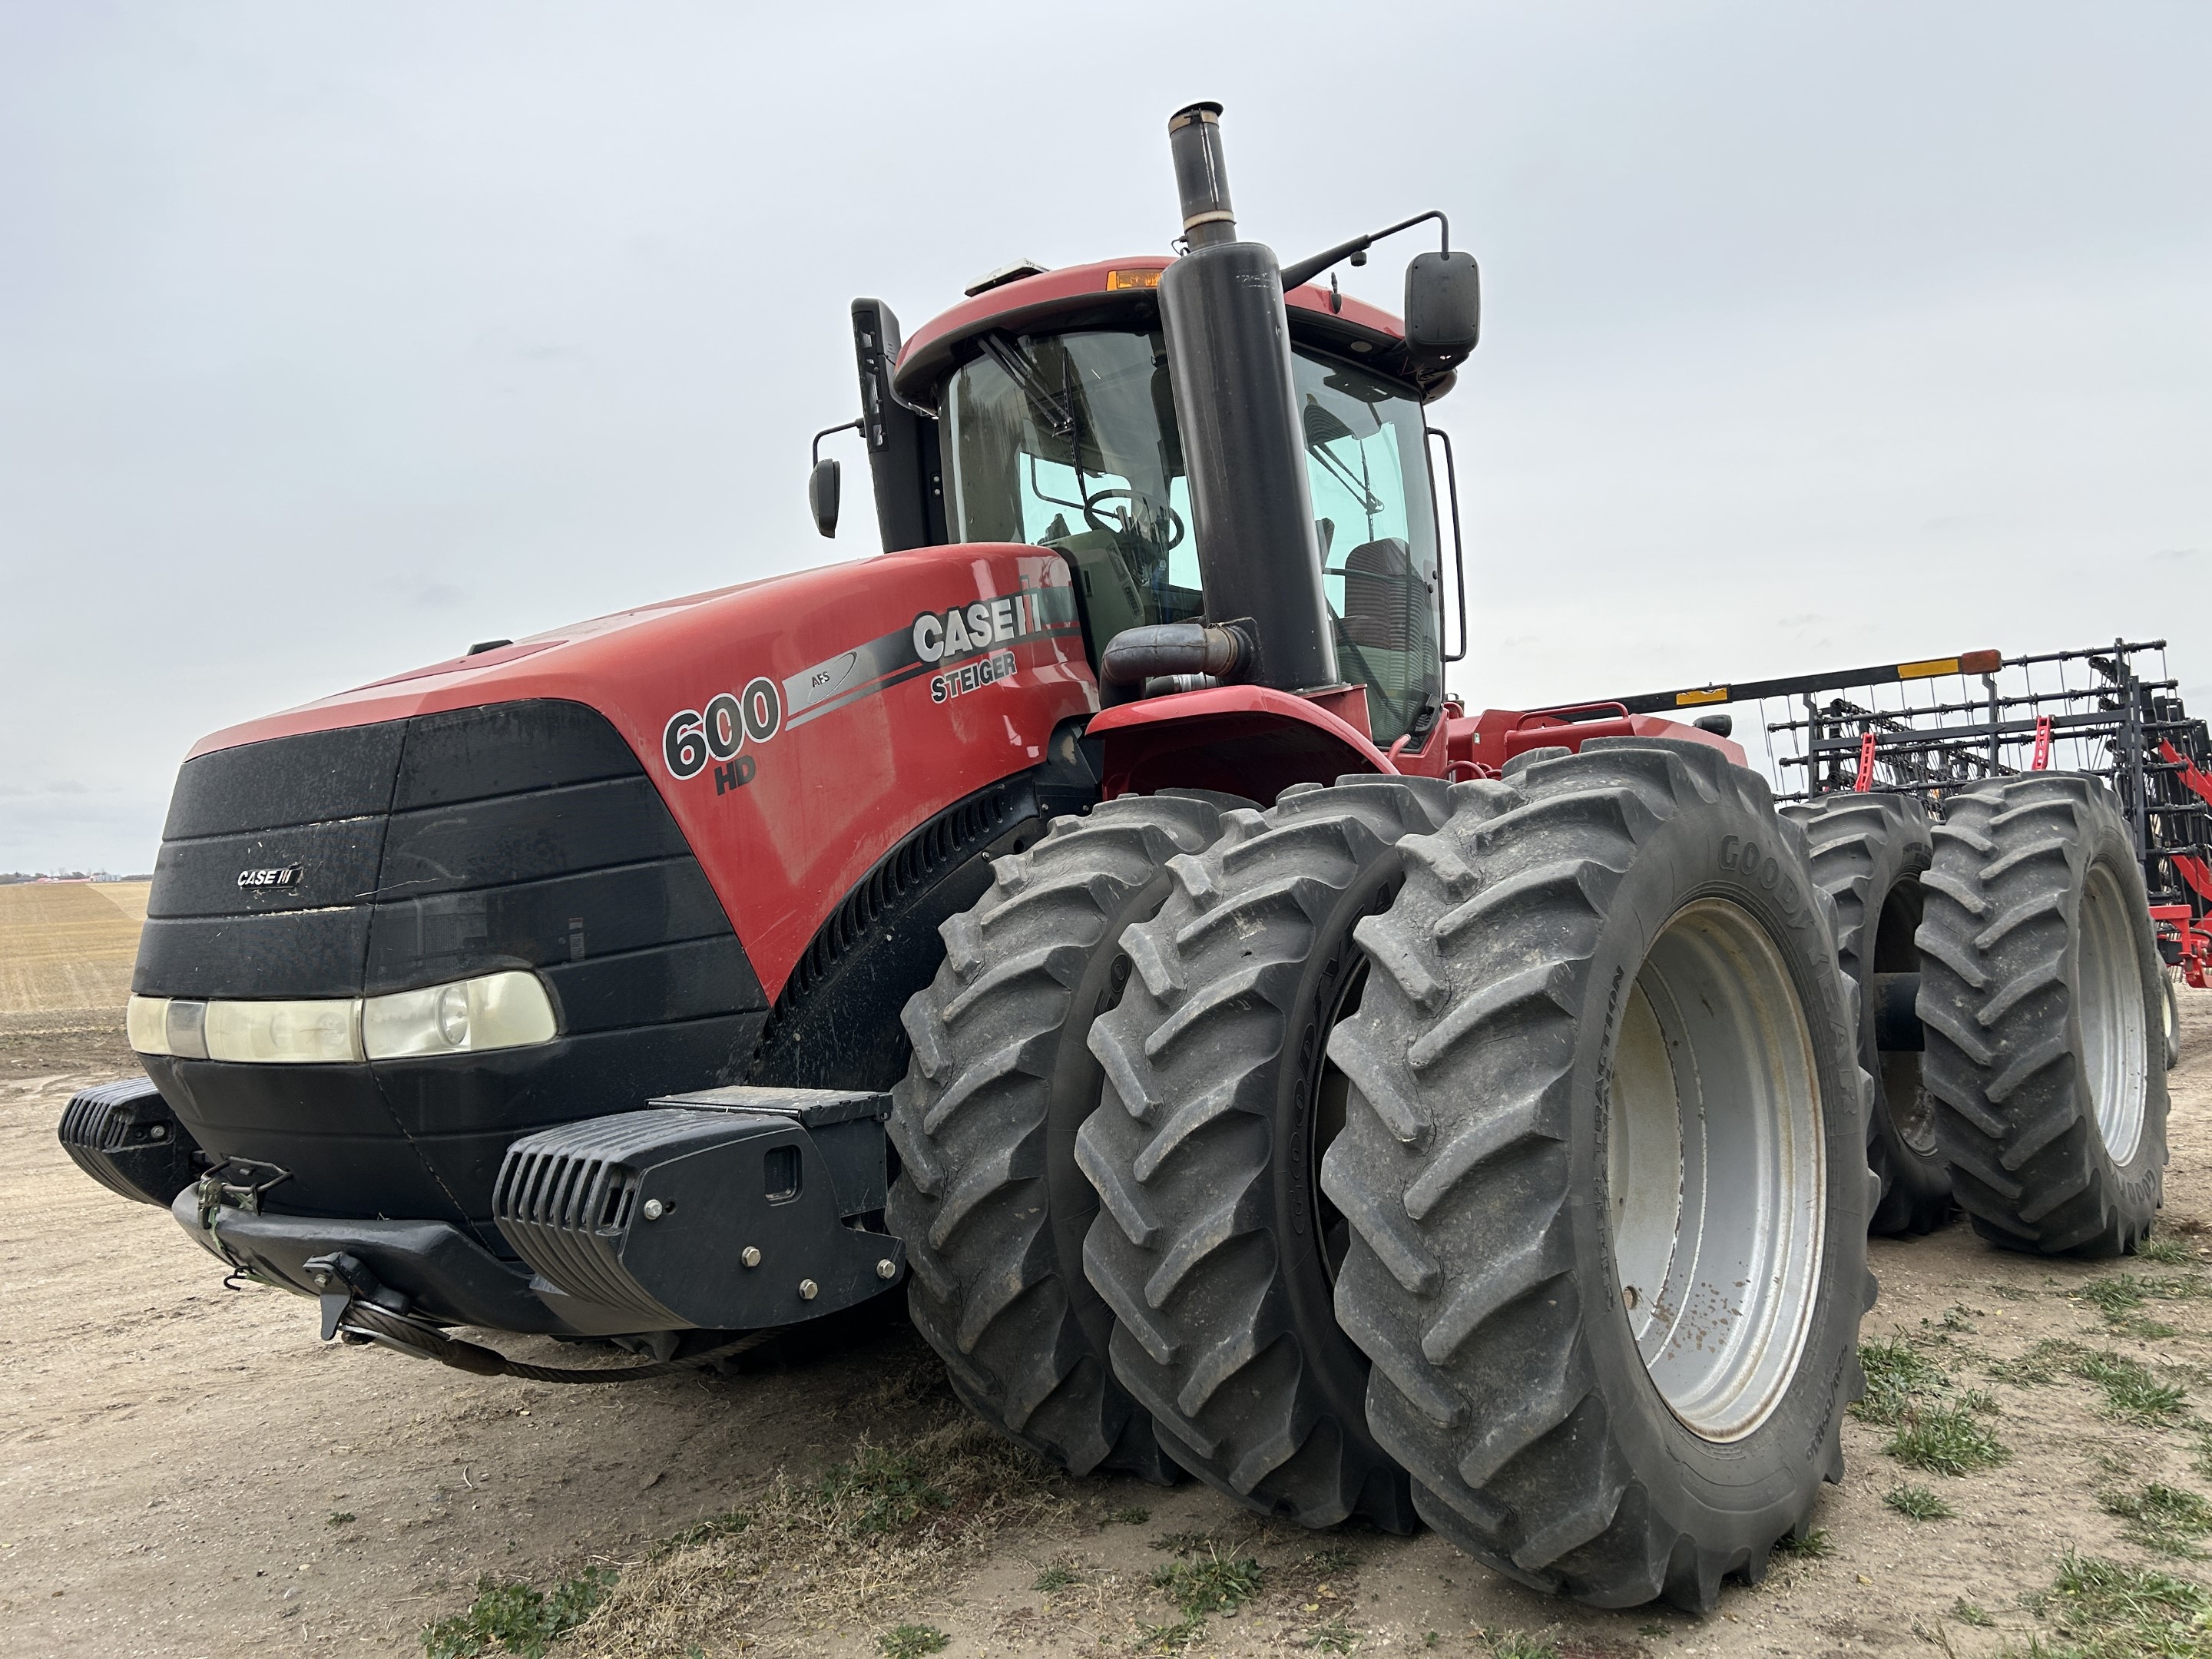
xmin=1158 ymin=103 xmax=1339 ymax=694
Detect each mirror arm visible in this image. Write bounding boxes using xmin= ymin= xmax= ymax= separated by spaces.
xmin=1280 ymin=209 xmax=1453 ymax=292
xmin=812 ymin=419 xmax=863 ymax=466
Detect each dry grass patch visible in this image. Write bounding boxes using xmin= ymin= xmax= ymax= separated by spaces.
xmin=559 ymin=1413 xmax=1065 ymax=1657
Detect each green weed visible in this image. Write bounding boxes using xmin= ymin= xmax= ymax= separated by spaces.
xmin=2081 ymin=1351 xmax=2190 ymax=1426
xmin=2138 ymin=1237 xmax=2201 ymax=1267
xmin=2029 ymin=1551 xmax=2212 ymax=1657
xmin=327 ymin=1511 xmax=356 ymax=1526
xmin=1479 ymin=1632 xmax=1558 ymax=1659
xmin=1775 ymin=1528 xmax=1835 ymax=1558
xmin=2083 ymin=1277 xmax=2152 ymax=1320
xmin=878 ymin=1624 xmax=950 ymax=1659
xmin=2102 ymin=1485 xmax=2212 ymax=1559
xmin=1886 ymin=1406 xmax=2012 ymax=1476
xmin=1855 ymin=1338 xmax=1949 ymax=1425
xmin=421 ymin=1568 xmax=615 ymax=1659
xmin=1952 ymin=1598 xmax=1994 ymax=1627
xmin=1308 ymin=1616 xmax=1359 ymax=1653
xmin=1104 ymin=1505 xmax=1152 ymax=1526
xmin=1988 ymin=1338 xmax=2088 ymax=1386
xmin=1151 ymin=1552 xmax=1264 ymax=1618
xmin=2072 ymin=1274 xmax=2207 ymax=1339
xmin=1884 ymin=1484 xmax=1955 ymax=1521
xmin=814 ymin=1445 xmax=952 ymax=1538
xmin=1034 ymin=1563 xmax=1081 ymax=1592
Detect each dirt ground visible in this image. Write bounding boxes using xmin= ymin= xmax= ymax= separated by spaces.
xmin=0 ymin=881 xmax=148 ymax=1012
xmin=4 ymin=912 xmax=2210 ymax=1655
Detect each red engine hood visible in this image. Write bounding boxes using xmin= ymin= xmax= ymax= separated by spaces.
xmin=187 ymin=545 xmax=1101 ymax=1002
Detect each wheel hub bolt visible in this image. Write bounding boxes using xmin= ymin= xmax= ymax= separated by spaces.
xmin=798 ymin=1279 xmax=819 ymax=1301
xmin=740 ymin=1246 xmax=761 ymax=1267
xmin=876 ymin=1258 xmax=897 ymax=1280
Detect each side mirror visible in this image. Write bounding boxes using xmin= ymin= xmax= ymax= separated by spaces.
xmin=808 ymin=456 xmax=841 ymax=538
xmin=1404 ymin=250 xmax=1481 ymax=370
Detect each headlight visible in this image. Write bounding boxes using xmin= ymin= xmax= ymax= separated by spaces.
xmin=205 ymin=998 xmax=363 ymax=1064
xmin=127 ymin=995 xmax=209 ymax=1060
xmin=362 ymin=971 xmax=558 ymax=1060
xmin=127 ymin=971 xmax=558 ymax=1065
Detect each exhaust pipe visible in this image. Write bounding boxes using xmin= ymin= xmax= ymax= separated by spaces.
xmin=1158 ymin=103 xmax=1340 ymax=695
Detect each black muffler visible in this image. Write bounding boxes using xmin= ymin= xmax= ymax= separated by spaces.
xmin=1157 ymin=103 xmax=1340 ymax=696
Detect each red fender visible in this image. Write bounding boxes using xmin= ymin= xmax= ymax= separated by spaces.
xmin=1088 ymin=685 xmax=1398 ymax=804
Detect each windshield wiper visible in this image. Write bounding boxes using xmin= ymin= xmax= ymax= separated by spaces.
xmin=979 ymin=333 xmax=1077 ymax=439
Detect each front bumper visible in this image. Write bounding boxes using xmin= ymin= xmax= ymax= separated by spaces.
xmin=159 ymin=1084 xmax=902 ymax=1339
xmin=169 ymin=1187 xmax=652 ymax=1335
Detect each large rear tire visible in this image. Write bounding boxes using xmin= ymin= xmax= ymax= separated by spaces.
xmin=1322 ymin=740 xmax=1873 ymax=1610
xmin=887 ymin=793 xmax=1235 ymax=1479
xmin=1078 ymin=776 xmax=1451 ymax=1531
xmin=1780 ymin=793 xmax=1952 ymax=1235
xmin=1917 ymin=774 xmax=2169 ymax=1257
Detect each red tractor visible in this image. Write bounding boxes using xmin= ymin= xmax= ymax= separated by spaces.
xmin=61 ymin=104 xmax=2171 ymax=1611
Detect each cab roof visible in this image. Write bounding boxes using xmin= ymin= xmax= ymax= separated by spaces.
xmin=892 ymin=256 xmax=1442 ymax=409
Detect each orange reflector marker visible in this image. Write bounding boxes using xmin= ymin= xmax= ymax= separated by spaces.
xmin=1959 ymin=649 xmax=2003 ymax=674
xmin=1674 ymin=687 xmax=1729 ymax=706
xmin=1105 ymin=269 xmax=1162 ymax=290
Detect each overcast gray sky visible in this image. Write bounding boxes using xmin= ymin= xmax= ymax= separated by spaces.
xmin=2 ymin=2 xmax=2206 ymax=872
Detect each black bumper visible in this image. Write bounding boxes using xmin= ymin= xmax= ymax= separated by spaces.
xmin=162 ymin=1085 xmax=902 ymax=1339
xmin=167 ymin=1190 xmax=650 ymax=1335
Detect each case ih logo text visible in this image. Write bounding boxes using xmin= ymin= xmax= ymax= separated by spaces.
xmin=910 ymin=591 xmax=1057 ymax=664
xmin=663 ymin=677 xmax=783 ymax=793
xmin=237 ymin=865 xmax=303 ymax=890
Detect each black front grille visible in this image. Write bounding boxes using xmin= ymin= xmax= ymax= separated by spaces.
xmin=138 ymin=700 xmax=728 ymax=1003
xmin=135 ymin=700 xmax=771 ymax=1234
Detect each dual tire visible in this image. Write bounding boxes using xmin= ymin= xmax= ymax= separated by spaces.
xmin=1917 ymin=774 xmax=2171 ymax=1256
xmin=1323 ymin=742 xmax=1873 ymax=1608
xmin=886 ymin=792 xmax=1237 ymax=1480
xmin=892 ymin=742 xmax=1879 ymax=1610
xmin=1781 ymin=793 xmax=1954 ymax=1236
xmin=1076 ymin=776 xmax=1452 ymax=1531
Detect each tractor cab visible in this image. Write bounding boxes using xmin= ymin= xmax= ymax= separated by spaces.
xmin=833 ymin=257 xmax=1458 ymax=748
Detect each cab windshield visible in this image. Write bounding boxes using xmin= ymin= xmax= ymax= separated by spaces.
xmin=942 ymin=328 xmax=1441 ymax=744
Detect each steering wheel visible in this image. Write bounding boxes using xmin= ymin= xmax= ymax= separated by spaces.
xmin=1083 ymin=487 xmax=1186 ymax=551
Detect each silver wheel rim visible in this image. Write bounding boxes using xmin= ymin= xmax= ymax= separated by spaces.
xmin=2078 ymin=863 xmax=2148 ymax=1164
xmin=1607 ymin=899 xmax=1827 ymax=1442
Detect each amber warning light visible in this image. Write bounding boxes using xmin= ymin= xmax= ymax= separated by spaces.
xmin=1105 ymin=269 xmax=1162 ymax=290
